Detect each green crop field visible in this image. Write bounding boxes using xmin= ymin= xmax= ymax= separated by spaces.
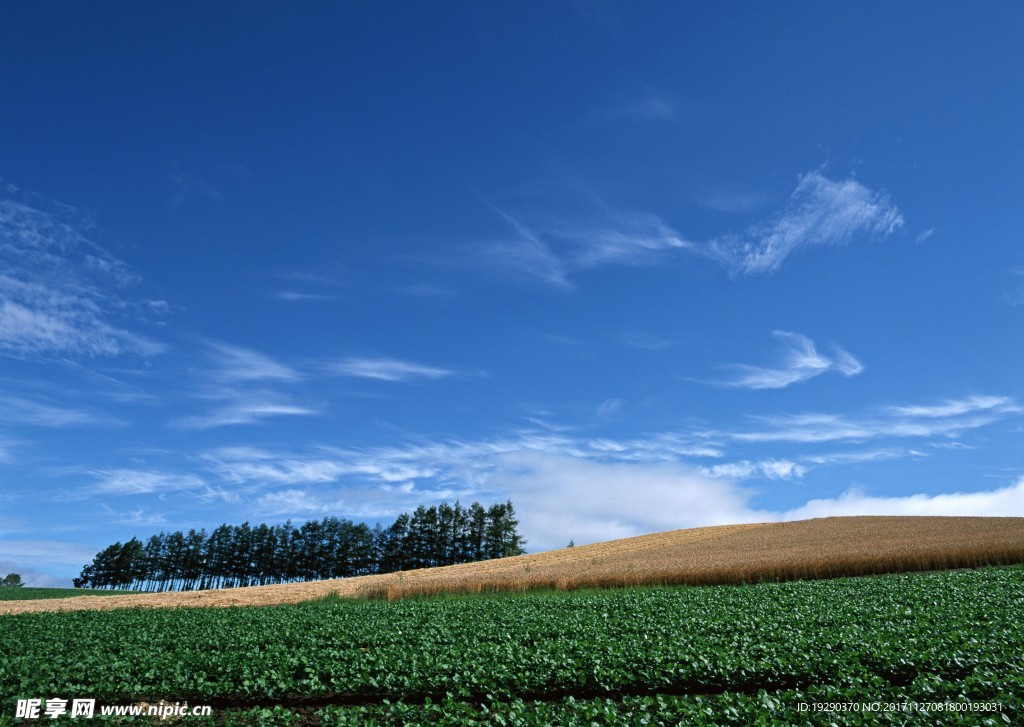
xmin=1 ymin=567 xmax=1021 ymax=725
xmin=0 ymin=588 xmax=138 ymax=602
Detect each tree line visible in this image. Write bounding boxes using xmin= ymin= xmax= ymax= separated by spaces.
xmin=74 ymin=500 xmax=525 ymax=591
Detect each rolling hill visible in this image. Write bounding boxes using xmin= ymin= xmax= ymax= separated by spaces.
xmin=5 ymin=515 xmax=1024 ymax=615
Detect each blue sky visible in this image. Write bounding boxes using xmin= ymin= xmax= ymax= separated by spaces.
xmin=2 ymin=2 xmax=1023 ymax=586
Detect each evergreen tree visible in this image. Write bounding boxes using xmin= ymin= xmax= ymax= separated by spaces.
xmin=77 ymin=500 xmax=526 ymax=591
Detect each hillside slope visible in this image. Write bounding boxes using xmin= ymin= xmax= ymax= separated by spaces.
xmin=5 ymin=515 xmax=1024 ymax=614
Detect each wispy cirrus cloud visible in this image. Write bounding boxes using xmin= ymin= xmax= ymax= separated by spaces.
xmin=198 ymin=431 xmax=725 ymax=505
xmin=707 ymin=170 xmax=904 ymax=275
xmin=800 ymin=448 xmax=926 ymax=466
xmin=255 ymin=489 xmax=349 ymax=517
xmin=133 ymin=393 xmax=1018 ymax=525
xmin=172 ymin=341 xmax=313 ymax=429
xmin=590 ymin=93 xmax=681 ymax=124
xmin=268 ymin=266 xmax=347 ymax=303
xmin=0 ymin=193 xmax=165 ymax=360
xmin=172 ymin=391 xmax=317 ymax=430
xmin=480 ymin=169 xmax=902 ymax=287
xmin=167 ymin=171 xmax=223 ymax=206
xmin=914 ymin=229 xmax=935 ymax=244
xmin=272 ymin=291 xmax=339 ymax=302
xmin=886 ymin=395 xmax=1017 ymax=419
xmin=164 ymin=392 xmax=1020 ymax=550
xmin=330 ymin=356 xmax=466 ymax=382
xmin=1003 ymin=266 xmax=1024 ymax=306
xmin=202 ymin=446 xmax=352 ymax=485
xmin=556 ymin=211 xmax=693 ymax=267
xmin=586 ymin=434 xmax=724 ymax=460
xmin=100 ymin=504 xmax=169 ymax=527
xmin=202 ymin=340 xmax=302 ymax=382
xmin=716 ymin=331 xmax=864 ymax=390
xmin=478 ymin=206 xmax=572 ymax=288
xmin=166 ymin=163 xmax=251 ymax=207
xmin=0 ymin=395 xmax=122 ymax=427
xmin=729 ymin=394 xmax=1018 ymax=444
xmin=620 ymin=331 xmax=675 ymax=351
xmin=594 ymin=398 xmax=624 ymax=421
xmin=90 ymin=468 xmax=206 ymax=495
xmin=480 ymin=204 xmax=692 ymax=288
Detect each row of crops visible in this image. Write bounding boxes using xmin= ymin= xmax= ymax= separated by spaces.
xmin=2 ymin=566 xmax=1022 ymax=724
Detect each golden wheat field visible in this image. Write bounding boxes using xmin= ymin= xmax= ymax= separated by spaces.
xmin=5 ymin=515 xmax=1024 ymax=615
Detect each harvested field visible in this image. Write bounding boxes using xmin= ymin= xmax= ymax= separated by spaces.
xmin=5 ymin=515 xmax=1024 ymax=615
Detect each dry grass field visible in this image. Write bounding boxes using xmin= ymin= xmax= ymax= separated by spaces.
xmin=5 ymin=515 xmax=1024 ymax=615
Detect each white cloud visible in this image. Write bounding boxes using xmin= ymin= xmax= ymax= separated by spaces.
xmin=801 ymin=448 xmax=922 ymax=466
xmin=90 ymin=468 xmax=206 ymax=495
xmin=0 ymin=396 xmax=121 ymax=427
xmin=556 ymin=211 xmax=693 ymax=267
xmin=167 ymin=171 xmax=223 ymax=206
xmin=501 ymin=455 xmax=1024 ymax=551
xmin=172 ymin=393 xmax=317 ymax=429
xmin=781 ymin=478 xmax=1024 ymax=520
xmin=717 ymin=331 xmax=863 ymax=390
xmin=620 ymin=332 xmax=675 ymax=351
xmin=196 ymin=435 xmax=735 ymax=543
xmin=708 ymin=171 xmax=905 ymax=275
xmin=397 ymin=284 xmax=458 ymax=299
xmin=586 ymin=433 xmax=724 ymax=460
xmin=888 ymin=395 xmax=1018 ymax=419
xmin=0 ymin=197 xmax=165 ymax=359
xmin=1005 ymin=266 xmax=1024 ymax=305
xmin=204 ymin=341 xmax=301 ymax=382
xmin=478 ymin=170 xmax=901 ymax=287
xmin=593 ymin=94 xmax=680 ymax=123
xmin=330 ymin=356 xmax=462 ymax=382
xmin=255 ymin=489 xmax=347 ymax=516
xmin=488 ymin=452 xmax=762 ymax=550
xmin=181 ymin=392 xmax=1017 ymax=529
xmin=0 ymin=540 xmax=98 ymax=567
xmin=267 ymin=268 xmax=348 ymax=302
xmin=100 ymin=504 xmax=168 ymax=527
xmin=479 ymin=211 xmax=572 ymax=289
xmin=703 ymin=459 xmax=807 ymax=480
xmin=203 ymin=447 xmax=351 ymax=485
xmin=594 ymin=398 xmax=624 ymax=420
xmin=0 ymin=559 xmax=72 ymax=587
xmin=729 ymin=394 xmax=1015 ymax=444
xmin=480 ymin=205 xmax=691 ymax=287
xmin=272 ymin=291 xmax=339 ymax=302
xmin=173 ymin=342 xmax=312 ymax=429
xmin=0 ymin=438 xmax=16 ymax=463
xmin=180 ymin=408 xmax=1021 ymax=551
xmin=431 ymin=449 xmax=1024 ymax=551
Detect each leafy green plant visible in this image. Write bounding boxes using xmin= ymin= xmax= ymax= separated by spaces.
xmin=1 ymin=566 xmax=1021 ymax=724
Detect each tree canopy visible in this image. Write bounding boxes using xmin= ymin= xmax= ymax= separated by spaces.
xmin=75 ymin=500 xmax=525 ymax=591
